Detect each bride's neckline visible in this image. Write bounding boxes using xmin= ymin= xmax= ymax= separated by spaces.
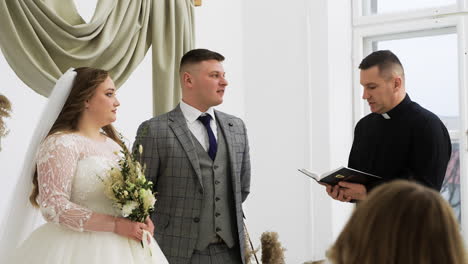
xmin=71 ymin=133 xmax=109 ymax=143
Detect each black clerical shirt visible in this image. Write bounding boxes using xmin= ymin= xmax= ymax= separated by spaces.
xmin=348 ymin=94 xmax=451 ymax=191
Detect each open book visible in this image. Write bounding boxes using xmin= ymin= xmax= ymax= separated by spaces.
xmin=298 ymin=166 xmax=382 ymax=187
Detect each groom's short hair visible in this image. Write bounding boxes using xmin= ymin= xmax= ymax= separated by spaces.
xmin=179 ymin=49 xmax=225 ymax=73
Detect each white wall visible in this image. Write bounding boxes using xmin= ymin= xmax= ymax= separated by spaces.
xmin=194 ymin=0 xmax=245 ymax=118
xmin=324 ymin=0 xmax=355 ymax=240
xmin=0 ymin=55 xmax=46 ymax=218
xmin=241 ymin=0 xmax=313 ymax=262
xmin=241 ymin=0 xmax=354 ymax=261
xmin=0 ymin=0 xmax=355 ymax=263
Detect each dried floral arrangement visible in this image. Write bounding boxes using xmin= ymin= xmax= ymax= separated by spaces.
xmin=0 ymin=94 xmax=12 ymax=150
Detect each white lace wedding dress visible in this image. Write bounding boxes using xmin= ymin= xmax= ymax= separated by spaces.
xmin=8 ymin=133 xmax=168 ymax=264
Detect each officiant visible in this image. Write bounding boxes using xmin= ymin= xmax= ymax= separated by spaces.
xmin=326 ymin=50 xmax=451 ymax=202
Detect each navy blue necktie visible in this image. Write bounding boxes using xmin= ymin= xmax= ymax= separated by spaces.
xmin=198 ymin=114 xmax=217 ymax=160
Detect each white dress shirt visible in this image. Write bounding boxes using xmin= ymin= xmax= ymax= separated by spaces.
xmin=179 ymin=100 xmax=218 ymax=152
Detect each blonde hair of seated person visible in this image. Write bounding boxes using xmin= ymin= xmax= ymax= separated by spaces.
xmin=327 ymin=180 xmax=466 ymax=264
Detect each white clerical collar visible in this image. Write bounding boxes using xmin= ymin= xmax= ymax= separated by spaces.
xmin=180 ymin=100 xmax=216 ymax=124
xmin=381 ymin=113 xmax=391 ymax=119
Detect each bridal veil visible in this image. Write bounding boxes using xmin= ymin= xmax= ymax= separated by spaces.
xmin=0 ymin=69 xmax=76 ymax=259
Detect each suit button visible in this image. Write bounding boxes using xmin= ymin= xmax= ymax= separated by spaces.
xmin=215 ymin=180 xmax=220 ymax=185
xmin=198 ymin=188 xmax=203 ymax=194
xmin=214 ymin=165 xmax=219 ymax=169
xmin=215 ymin=197 xmax=220 ymax=201
xmin=193 ymin=217 xmax=200 ymax=223
xmin=216 ymin=227 xmax=221 ymax=232
xmin=215 ymin=212 xmax=220 ymax=217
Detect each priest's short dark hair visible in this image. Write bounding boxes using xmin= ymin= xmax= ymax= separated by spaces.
xmin=359 ymin=50 xmax=405 ymax=80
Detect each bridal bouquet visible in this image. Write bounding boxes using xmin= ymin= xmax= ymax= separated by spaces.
xmin=102 ymin=144 xmax=156 ymax=223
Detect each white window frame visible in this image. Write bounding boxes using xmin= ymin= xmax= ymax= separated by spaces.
xmin=352 ymin=2 xmax=468 ymax=242
xmin=353 ymin=0 xmax=465 ymax=26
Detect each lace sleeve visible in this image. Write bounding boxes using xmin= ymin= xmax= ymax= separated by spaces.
xmin=36 ymin=134 xmax=116 ymax=232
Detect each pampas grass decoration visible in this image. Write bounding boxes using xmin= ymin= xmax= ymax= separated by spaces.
xmin=261 ymin=231 xmax=286 ymax=264
xmin=245 ymin=241 xmax=260 ymax=264
xmin=244 ymin=224 xmax=260 ymax=264
xmin=0 ymin=94 xmax=11 ymax=149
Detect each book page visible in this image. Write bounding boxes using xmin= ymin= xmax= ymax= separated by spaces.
xmin=298 ymin=169 xmax=320 ymax=181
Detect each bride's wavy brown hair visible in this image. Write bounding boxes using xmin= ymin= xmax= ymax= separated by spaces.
xmin=30 ymin=67 xmax=125 ymax=207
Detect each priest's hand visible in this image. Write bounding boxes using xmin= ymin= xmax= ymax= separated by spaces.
xmin=338 ymin=181 xmax=367 ymax=201
xmin=323 ymin=183 xmax=352 ymax=202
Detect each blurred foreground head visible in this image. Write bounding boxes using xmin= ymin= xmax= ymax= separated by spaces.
xmin=328 ymin=180 xmax=466 ymax=264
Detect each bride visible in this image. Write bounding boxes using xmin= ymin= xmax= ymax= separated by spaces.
xmin=0 ymin=68 xmax=168 ymax=263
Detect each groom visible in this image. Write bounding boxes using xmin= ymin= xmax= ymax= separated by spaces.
xmin=134 ymin=49 xmax=251 ymax=264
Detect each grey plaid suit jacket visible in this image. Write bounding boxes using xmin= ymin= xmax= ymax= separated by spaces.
xmin=134 ymin=105 xmax=251 ymax=264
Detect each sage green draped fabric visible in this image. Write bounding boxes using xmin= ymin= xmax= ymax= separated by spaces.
xmin=0 ymin=0 xmax=194 ymax=115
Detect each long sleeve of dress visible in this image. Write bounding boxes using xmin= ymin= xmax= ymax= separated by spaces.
xmin=36 ymin=134 xmax=116 ymax=232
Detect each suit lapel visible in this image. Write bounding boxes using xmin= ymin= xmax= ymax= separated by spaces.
xmin=215 ymin=111 xmax=239 ymax=192
xmin=168 ymin=106 xmax=204 ymax=187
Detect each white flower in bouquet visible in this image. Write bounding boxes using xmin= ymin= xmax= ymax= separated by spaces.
xmin=122 ymin=201 xmax=139 ymax=217
xmin=138 ymin=144 xmax=143 ymax=155
xmin=137 ymin=165 xmax=145 ymax=179
xmin=140 ymin=189 xmax=156 ymax=211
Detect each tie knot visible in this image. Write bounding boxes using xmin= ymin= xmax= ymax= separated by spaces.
xmin=198 ymin=114 xmax=212 ymax=126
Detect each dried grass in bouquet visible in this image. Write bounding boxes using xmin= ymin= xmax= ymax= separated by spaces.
xmin=0 ymin=94 xmax=12 ymax=149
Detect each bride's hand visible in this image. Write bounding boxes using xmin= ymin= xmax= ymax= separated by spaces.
xmin=145 ymin=216 xmax=154 ymax=237
xmin=113 ymin=217 xmax=148 ymax=242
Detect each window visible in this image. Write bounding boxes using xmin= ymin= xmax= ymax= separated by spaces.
xmin=371 ymin=30 xmax=459 ymax=130
xmin=362 ymin=0 xmax=457 ymax=15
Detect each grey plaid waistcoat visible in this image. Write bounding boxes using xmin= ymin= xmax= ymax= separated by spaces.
xmin=192 ymin=124 xmax=237 ymax=250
